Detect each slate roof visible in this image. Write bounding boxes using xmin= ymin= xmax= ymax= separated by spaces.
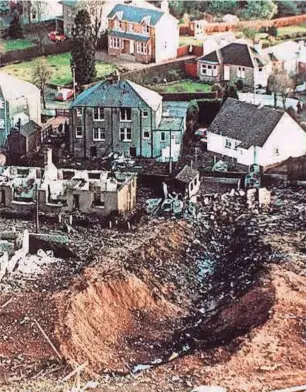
xmin=70 ymin=79 xmax=162 ymax=111
xmin=108 ymin=3 xmax=164 ymax=25
xmin=60 ymin=0 xmax=78 ymax=7
xmin=20 ymin=121 xmax=41 ymax=137
xmin=208 ymin=98 xmax=284 ymax=150
xmin=198 ymin=42 xmax=267 ymax=68
xmin=109 ymin=30 xmax=150 ymax=42
xmin=175 ymin=165 xmax=199 ymax=184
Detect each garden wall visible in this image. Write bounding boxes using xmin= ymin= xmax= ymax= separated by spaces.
xmin=158 ymin=91 xmax=217 ymax=101
xmin=177 ymin=45 xmax=189 ymax=58
xmin=185 ymin=60 xmax=198 ymax=78
xmin=0 ymin=40 xmax=72 ymax=66
xmin=187 ymin=14 xmax=306 ymax=35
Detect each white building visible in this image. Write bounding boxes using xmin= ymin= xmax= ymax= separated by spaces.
xmin=21 ymin=0 xmax=63 ymax=24
xmin=207 ymin=98 xmax=306 ymax=167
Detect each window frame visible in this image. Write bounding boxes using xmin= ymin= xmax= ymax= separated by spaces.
xmin=225 ymin=138 xmax=232 ymax=149
xmin=142 ymin=109 xmax=149 ymax=118
xmin=76 ymin=107 xmax=83 ymax=117
xmin=76 ymin=126 xmax=83 ymax=139
xmin=137 ymin=42 xmax=148 ymax=55
xmin=120 ymin=108 xmax=132 ymax=122
xmin=93 ymin=107 xmax=105 ymax=121
xmin=160 ymin=132 xmax=166 ymax=142
xmin=93 ymin=127 xmax=105 ymax=141
xmin=237 ymin=66 xmax=246 ymax=78
xmin=142 ymin=130 xmax=150 ymax=140
xmin=119 ymin=127 xmax=132 ymax=142
xmin=142 ymin=23 xmax=150 ymax=35
xmin=110 ymin=37 xmax=122 ymax=49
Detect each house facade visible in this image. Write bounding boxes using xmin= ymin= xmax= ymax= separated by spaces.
xmin=7 ymin=121 xmax=41 ymax=157
xmin=20 ymin=0 xmax=63 ymax=24
xmin=69 ymin=74 xmax=186 ymax=161
xmin=207 ymin=98 xmax=306 ymax=167
xmin=61 ymin=0 xmax=122 ymax=37
xmin=197 ymin=42 xmax=271 ymax=88
xmin=0 ymin=73 xmax=41 ymax=148
xmin=107 ymin=3 xmax=179 ymax=64
xmin=0 ymin=150 xmax=136 ymax=216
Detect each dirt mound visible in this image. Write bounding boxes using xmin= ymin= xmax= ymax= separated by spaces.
xmin=56 ymin=272 xmax=184 ymax=374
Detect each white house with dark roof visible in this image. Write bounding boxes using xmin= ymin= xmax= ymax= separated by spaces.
xmin=107 ymin=3 xmax=179 ymax=63
xmin=207 ymin=98 xmax=306 ymax=167
xmin=0 ymin=72 xmax=41 ymax=148
xmin=69 ymin=73 xmax=187 ymax=160
xmin=197 ymin=42 xmax=272 ymax=88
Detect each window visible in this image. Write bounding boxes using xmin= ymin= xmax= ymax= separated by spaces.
xmin=119 ymin=21 xmax=124 ymax=30
xmin=163 ymin=41 xmax=167 ymax=50
xmin=160 ymin=132 xmax=166 ymax=142
xmin=142 ymin=110 xmax=148 ymax=118
xmin=93 ymin=127 xmax=105 ymax=141
xmin=143 ymin=130 xmax=150 ymax=139
xmin=119 ymin=128 xmax=132 ymax=142
xmin=76 ymin=126 xmax=83 ymax=138
xmin=114 ymin=18 xmax=120 ymax=29
xmin=234 ymin=141 xmax=240 ymax=151
xmin=225 ymin=138 xmax=232 ymax=149
xmin=76 ymin=108 xmax=82 ymax=117
xmin=0 ymin=99 xmax=4 ymax=109
xmin=120 ymin=108 xmax=131 ymax=121
xmin=137 ymin=42 xmax=148 ymax=55
xmin=0 ymin=119 xmax=4 ymax=129
xmin=273 ymin=146 xmax=279 ymax=156
xmin=110 ymin=37 xmax=122 ymax=49
xmin=237 ymin=66 xmax=245 ymax=78
xmin=93 ymin=107 xmax=104 ymax=121
xmin=200 ymin=64 xmax=218 ymax=77
xmin=142 ymin=24 xmax=150 ymax=34
xmin=129 ymin=23 xmax=134 ymax=32
xmin=93 ymin=193 xmax=105 ymax=208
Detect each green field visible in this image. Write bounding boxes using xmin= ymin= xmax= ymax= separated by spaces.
xmin=179 ymin=36 xmax=203 ymax=47
xmin=278 ymin=22 xmax=306 ymax=36
xmin=155 ymin=80 xmax=211 ymax=93
xmin=1 ymin=53 xmax=117 ymax=86
xmin=3 ymin=38 xmax=34 ymax=52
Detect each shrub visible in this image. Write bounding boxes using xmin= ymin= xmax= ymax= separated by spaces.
xmin=236 ymin=79 xmax=244 ymax=91
xmin=167 ymin=69 xmax=181 ymax=81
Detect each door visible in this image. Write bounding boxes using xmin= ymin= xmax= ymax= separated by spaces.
xmin=130 ymin=147 xmax=136 ymax=157
xmin=130 ymin=40 xmax=134 ymax=54
xmin=90 ymin=146 xmax=97 ymax=157
xmin=224 ymin=65 xmax=230 ymax=81
xmin=0 ymin=190 xmax=5 ymax=205
xmin=124 ymin=40 xmax=130 ymax=54
xmin=73 ymin=194 xmax=80 ymax=209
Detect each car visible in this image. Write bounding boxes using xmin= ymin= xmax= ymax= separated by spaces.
xmin=54 ymin=88 xmax=74 ymax=101
xmin=195 ymin=128 xmax=207 ymax=143
xmin=48 ymin=31 xmax=66 ymax=42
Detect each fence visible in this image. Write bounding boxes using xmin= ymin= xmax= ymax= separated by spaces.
xmin=0 ymin=40 xmax=72 ymax=66
xmin=177 ymin=45 xmax=189 ymax=58
xmin=185 ymin=61 xmax=198 ymax=78
xmin=159 ymin=91 xmax=217 ymax=101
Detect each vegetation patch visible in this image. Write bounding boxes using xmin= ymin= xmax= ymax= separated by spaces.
xmin=277 ymin=22 xmax=306 ymax=36
xmin=3 ymin=38 xmax=34 ymax=52
xmin=1 ymin=53 xmax=117 ymax=86
xmin=154 ymin=80 xmax=211 ymax=93
xmin=179 ymin=36 xmax=203 ymax=47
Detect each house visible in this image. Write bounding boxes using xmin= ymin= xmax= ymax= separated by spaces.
xmin=7 ymin=120 xmax=41 ymax=157
xmin=69 ymin=73 xmax=187 ymax=160
xmin=0 ymin=149 xmax=137 ymax=216
xmin=107 ymin=3 xmax=179 ymax=63
xmin=61 ymin=0 xmax=122 ymax=37
xmin=20 ymin=0 xmax=63 ymax=24
xmin=175 ymin=165 xmax=200 ymax=199
xmin=197 ymin=42 xmax=271 ymax=88
xmin=202 ymin=32 xmax=236 ymax=56
xmin=264 ymin=40 xmax=306 ymax=76
xmin=207 ymin=98 xmax=306 ymax=167
xmin=0 ymin=72 xmax=41 ymax=148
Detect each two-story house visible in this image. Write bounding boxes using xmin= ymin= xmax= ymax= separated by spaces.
xmin=197 ymin=42 xmax=271 ymax=88
xmin=0 ymin=72 xmax=41 ymax=148
xmin=107 ymin=3 xmax=179 ymax=64
xmin=61 ymin=0 xmax=122 ymax=37
xmin=69 ymin=73 xmax=187 ymax=161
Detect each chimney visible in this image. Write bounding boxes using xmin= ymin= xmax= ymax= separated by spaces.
xmin=161 ymin=0 xmax=169 ymax=13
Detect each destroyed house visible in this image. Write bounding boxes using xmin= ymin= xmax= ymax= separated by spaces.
xmin=175 ymin=165 xmax=200 ymax=198
xmin=207 ymin=98 xmax=306 ymax=167
xmin=69 ymin=75 xmax=187 ymax=161
xmin=0 ymin=151 xmax=136 ymax=216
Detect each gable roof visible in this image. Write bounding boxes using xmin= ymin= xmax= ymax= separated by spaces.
xmin=198 ymin=42 xmax=267 ymax=68
xmin=208 ymin=98 xmax=285 ymax=149
xmin=175 ymin=165 xmax=199 ymax=183
xmin=108 ymin=3 xmax=164 ymax=26
xmin=0 ymin=72 xmax=40 ymax=101
xmin=70 ymin=78 xmax=162 ymax=111
xmin=20 ymin=121 xmax=41 ymax=137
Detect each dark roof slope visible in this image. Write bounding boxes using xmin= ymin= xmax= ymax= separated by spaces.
xmin=198 ymin=42 xmax=267 ymax=68
xmin=20 ymin=121 xmax=41 ymax=137
xmin=176 ymin=165 xmax=199 ymax=183
xmin=208 ymin=98 xmax=284 ymax=149
xmin=108 ymin=3 xmax=164 ymax=25
xmin=60 ymin=0 xmax=78 ymax=7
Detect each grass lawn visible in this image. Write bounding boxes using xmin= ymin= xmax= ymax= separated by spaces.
xmin=278 ymin=23 xmax=306 ymax=36
xmin=1 ymin=53 xmax=117 ymax=86
xmin=3 ymin=38 xmax=34 ymax=52
xmin=179 ymin=36 xmax=203 ymax=47
xmin=155 ymin=81 xmax=211 ymax=93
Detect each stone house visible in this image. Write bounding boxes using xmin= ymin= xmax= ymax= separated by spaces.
xmin=0 ymin=150 xmax=136 ymax=216
xmin=207 ymin=98 xmax=306 ymax=167
xmin=107 ymin=3 xmax=179 ymax=64
xmin=7 ymin=120 xmax=41 ymax=157
xmin=0 ymin=72 xmax=41 ymax=148
xmin=197 ymin=42 xmax=271 ymax=88
xmin=69 ymin=74 xmax=187 ymax=161
xmin=61 ymin=0 xmax=121 ymax=36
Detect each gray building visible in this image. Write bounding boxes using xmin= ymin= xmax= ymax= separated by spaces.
xmin=69 ymin=74 xmax=187 ymax=161
xmin=0 ymin=72 xmax=41 ymax=148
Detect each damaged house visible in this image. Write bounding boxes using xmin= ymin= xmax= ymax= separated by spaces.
xmin=207 ymin=98 xmax=306 ymax=168
xmin=0 ymin=150 xmax=136 ymax=216
xmin=69 ymin=73 xmax=187 ymax=161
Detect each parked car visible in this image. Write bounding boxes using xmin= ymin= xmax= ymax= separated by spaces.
xmin=54 ymin=88 xmax=74 ymax=101
xmin=48 ymin=31 xmax=66 ymax=42
xmin=195 ymin=128 xmax=207 ymax=143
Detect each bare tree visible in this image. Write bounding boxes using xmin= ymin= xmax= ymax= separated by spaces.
xmin=31 ymin=58 xmax=53 ymax=109
xmin=23 ymin=0 xmax=47 ymax=23
xmin=268 ymin=69 xmax=294 ymax=109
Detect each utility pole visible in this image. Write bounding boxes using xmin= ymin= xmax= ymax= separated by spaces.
xmin=72 ymin=64 xmax=76 ymax=100
xmin=169 ymin=128 xmax=172 ymax=174
xmin=35 ymin=183 xmax=39 ymax=233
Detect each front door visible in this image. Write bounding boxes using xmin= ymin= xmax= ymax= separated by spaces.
xmin=224 ymin=65 xmax=230 ymax=81
xmin=130 ymin=147 xmax=136 ymax=157
xmin=124 ymin=40 xmax=130 ymax=54
xmin=90 ymin=146 xmax=97 ymax=157
xmin=130 ymin=40 xmax=134 ymax=54
xmin=73 ymin=194 xmax=80 ymax=209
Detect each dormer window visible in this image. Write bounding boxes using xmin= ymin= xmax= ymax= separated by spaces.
xmin=129 ymin=23 xmax=134 ymax=32
xmin=143 ymin=24 xmax=150 ymax=34
xmin=114 ymin=18 xmax=120 ymax=30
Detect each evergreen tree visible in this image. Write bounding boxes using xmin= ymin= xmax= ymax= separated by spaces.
xmin=71 ymin=9 xmax=96 ymax=86
xmin=222 ymin=84 xmax=238 ymax=103
xmin=8 ymin=11 xmax=23 ymax=39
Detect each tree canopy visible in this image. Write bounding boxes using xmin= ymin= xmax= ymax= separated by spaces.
xmin=244 ymin=0 xmax=278 ymax=20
